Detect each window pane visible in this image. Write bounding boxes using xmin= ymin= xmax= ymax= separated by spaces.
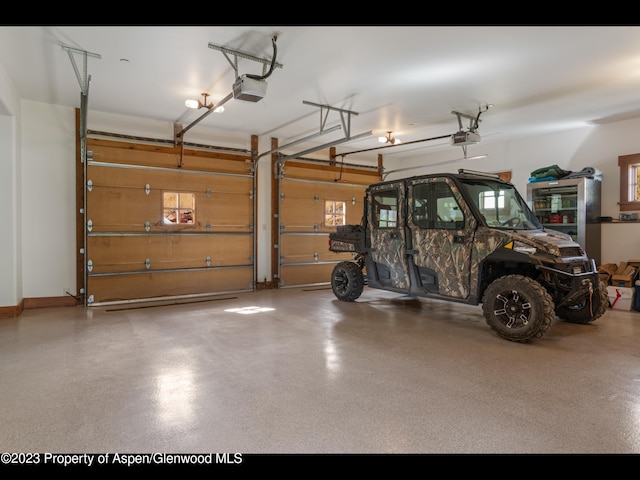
xmin=324 ymin=200 xmax=346 ymax=227
xmin=163 ymin=192 xmax=195 ymax=225
xmin=373 ymin=190 xmax=398 ymax=228
xmin=163 ymin=192 xmax=178 ymax=208
xmin=179 ymin=193 xmax=194 ymax=209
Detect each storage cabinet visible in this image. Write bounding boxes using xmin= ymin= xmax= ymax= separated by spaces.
xmin=526 ymin=177 xmax=601 ymax=265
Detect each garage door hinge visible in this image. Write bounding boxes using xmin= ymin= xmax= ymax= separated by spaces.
xmin=87 ymin=220 xmax=93 ymax=232
xmin=145 ymin=184 xmax=151 ymax=195
xmin=249 ymin=190 xmax=254 ymax=199
xmin=145 ymin=258 xmax=151 ymax=270
xmin=249 ymin=222 xmax=254 ymax=232
xmin=86 ymin=179 xmax=93 ymax=192
xmin=206 ymin=256 xmax=211 ymax=266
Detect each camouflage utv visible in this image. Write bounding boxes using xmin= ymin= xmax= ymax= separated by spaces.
xmin=328 ymin=169 xmax=607 ymax=342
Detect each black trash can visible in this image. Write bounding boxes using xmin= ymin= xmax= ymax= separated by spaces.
xmin=635 ymin=280 xmax=640 ymax=312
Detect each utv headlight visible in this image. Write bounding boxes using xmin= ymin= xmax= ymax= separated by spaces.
xmin=505 ymin=240 xmax=536 ymax=255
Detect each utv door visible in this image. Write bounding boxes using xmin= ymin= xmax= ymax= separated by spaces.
xmin=407 ymin=177 xmax=476 ymax=299
xmin=366 ymin=181 xmax=411 ymax=290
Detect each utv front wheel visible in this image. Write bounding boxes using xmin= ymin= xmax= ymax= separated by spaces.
xmin=331 ymin=261 xmax=364 ymax=302
xmin=482 ymin=275 xmax=554 ymax=342
xmin=555 ymin=280 xmax=608 ymax=324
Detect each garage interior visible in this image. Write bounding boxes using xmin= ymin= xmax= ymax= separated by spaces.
xmin=1 ymin=26 xmax=640 ymax=455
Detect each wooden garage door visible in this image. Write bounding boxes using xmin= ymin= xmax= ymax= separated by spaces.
xmin=84 ymin=138 xmax=254 ymax=305
xmin=277 ymin=161 xmax=379 ymax=287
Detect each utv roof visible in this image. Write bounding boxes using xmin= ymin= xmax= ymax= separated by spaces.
xmin=373 ymin=169 xmax=508 ymax=187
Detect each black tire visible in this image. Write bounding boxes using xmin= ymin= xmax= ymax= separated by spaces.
xmin=482 ymin=275 xmax=554 ymax=343
xmin=555 ymin=280 xmax=608 ymax=324
xmin=331 ymin=261 xmax=364 ymax=302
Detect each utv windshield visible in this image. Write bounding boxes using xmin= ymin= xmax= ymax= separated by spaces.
xmin=459 ymin=178 xmax=542 ymax=230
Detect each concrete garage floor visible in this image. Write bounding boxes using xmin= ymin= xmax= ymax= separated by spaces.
xmin=1 ymin=286 xmax=639 ymax=455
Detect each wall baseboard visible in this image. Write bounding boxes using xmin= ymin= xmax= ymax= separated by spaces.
xmin=0 ymin=296 xmax=79 ymax=318
xmin=0 ymin=299 xmax=24 ymax=319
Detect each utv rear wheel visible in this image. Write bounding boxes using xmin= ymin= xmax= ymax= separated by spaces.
xmin=331 ymin=261 xmax=364 ymax=302
xmin=555 ymin=280 xmax=608 ymax=324
xmin=482 ymin=275 xmax=554 ymax=343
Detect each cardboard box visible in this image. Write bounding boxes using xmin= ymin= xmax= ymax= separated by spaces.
xmin=607 ymin=286 xmax=635 ymax=310
xmin=611 ymin=261 xmax=637 ymax=287
xmin=611 ymin=274 xmax=636 ymax=287
xmin=597 ymin=263 xmax=617 ymax=285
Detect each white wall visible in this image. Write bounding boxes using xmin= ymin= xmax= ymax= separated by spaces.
xmin=20 ymin=101 xmax=77 ymax=299
xmin=0 ymin=61 xmax=21 ymax=307
xmin=5 ymin=101 xmax=640 ymax=307
xmin=0 ymin=115 xmax=19 ymax=306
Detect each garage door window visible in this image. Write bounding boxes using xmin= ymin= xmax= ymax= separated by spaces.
xmin=325 ymin=200 xmax=345 ymax=226
xmin=163 ymin=192 xmax=195 ymax=224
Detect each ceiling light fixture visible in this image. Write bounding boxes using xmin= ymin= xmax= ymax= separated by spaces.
xmin=185 ymin=93 xmax=224 ymax=113
xmin=378 ymin=131 xmax=401 ymax=145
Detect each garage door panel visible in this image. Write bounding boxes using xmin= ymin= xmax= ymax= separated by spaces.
xmin=280 ymin=198 xmax=324 ymax=232
xmin=282 ymin=163 xmax=379 ymax=184
xmin=87 ymin=182 xmax=252 ymax=233
xmin=87 ymin=187 xmax=162 ymax=232
xmin=280 ymin=234 xmax=347 ymax=263
xmin=88 ymin=163 xmax=252 ymax=193
xmin=89 ymin=145 xmax=178 ymax=169
xmin=178 ymin=154 xmax=253 ymax=175
xmin=88 ymin=267 xmax=253 ymax=304
xmin=87 ymin=234 xmax=252 ymax=273
xmin=280 ymin=181 xmax=365 ymax=233
xmin=88 ymin=140 xmax=253 ymax=175
xmin=207 ymin=192 xmax=253 ymax=231
xmin=279 ymin=264 xmax=336 ymax=287
xmin=281 ymin=181 xmax=365 ymax=202
xmin=283 ymin=182 xmax=364 ymax=200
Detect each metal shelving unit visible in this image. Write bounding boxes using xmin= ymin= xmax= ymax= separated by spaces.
xmin=526 ymin=177 xmax=601 ymax=265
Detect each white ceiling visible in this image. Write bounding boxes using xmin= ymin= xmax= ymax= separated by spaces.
xmin=3 ymin=25 xmax=640 ymax=163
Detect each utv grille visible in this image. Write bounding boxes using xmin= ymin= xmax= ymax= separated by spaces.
xmin=559 ymin=246 xmax=583 ymax=257
xmin=555 ymin=260 xmax=588 ymax=275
